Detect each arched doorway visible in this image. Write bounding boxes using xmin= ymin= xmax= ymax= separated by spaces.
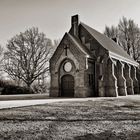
xmin=61 ymin=75 xmax=74 ymax=97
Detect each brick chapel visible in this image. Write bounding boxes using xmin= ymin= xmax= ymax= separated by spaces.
xmin=50 ymin=15 xmax=139 ymax=97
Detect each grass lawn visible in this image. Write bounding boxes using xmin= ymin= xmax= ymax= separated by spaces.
xmin=0 ymin=96 xmax=140 ymax=139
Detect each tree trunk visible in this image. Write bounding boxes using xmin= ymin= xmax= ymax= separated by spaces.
xmin=26 ymin=83 xmax=32 ymax=93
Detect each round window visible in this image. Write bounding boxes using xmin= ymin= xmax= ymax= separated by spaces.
xmin=64 ymin=62 xmax=72 ymax=72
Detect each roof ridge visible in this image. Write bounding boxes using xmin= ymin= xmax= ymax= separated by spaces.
xmin=81 ymin=22 xmax=128 ymax=53
xmin=80 ymin=22 xmax=138 ymax=66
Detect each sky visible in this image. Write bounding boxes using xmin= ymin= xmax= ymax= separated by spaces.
xmin=0 ymin=0 xmax=140 ymax=46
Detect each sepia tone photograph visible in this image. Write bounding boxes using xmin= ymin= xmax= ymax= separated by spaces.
xmin=0 ymin=0 xmax=140 ymax=139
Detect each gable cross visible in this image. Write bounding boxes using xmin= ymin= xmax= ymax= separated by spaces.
xmin=64 ymin=45 xmax=69 ymax=56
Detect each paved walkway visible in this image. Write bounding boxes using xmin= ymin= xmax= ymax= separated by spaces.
xmin=0 ymin=98 xmax=97 ymax=109
xmin=0 ymin=95 xmax=140 ymax=109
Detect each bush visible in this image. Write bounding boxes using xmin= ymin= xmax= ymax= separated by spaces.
xmin=1 ymin=85 xmax=34 ymax=95
xmin=0 ymin=80 xmax=6 ymax=87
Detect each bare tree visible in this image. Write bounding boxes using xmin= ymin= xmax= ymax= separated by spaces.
xmin=119 ymin=17 xmax=140 ymax=60
xmin=0 ymin=45 xmax=3 ymax=65
xmin=0 ymin=45 xmax=5 ymax=80
xmin=104 ymin=17 xmax=140 ymax=61
xmin=3 ymin=27 xmax=52 ymax=88
xmin=47 ymin=38 xmax=61 ymax=60
xmin=51 ymin=39 xmax=61 ymax=55
xmin=54 ymin=39 xmax=61 ymax=47
xmin=104 ymin=25 xmax=119 ymax=39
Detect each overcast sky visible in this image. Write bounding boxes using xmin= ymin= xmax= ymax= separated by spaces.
xmin=0 ymin=0 xmax=140 ymax=46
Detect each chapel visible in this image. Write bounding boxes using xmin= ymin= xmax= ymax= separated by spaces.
xmin=50 ymin=14 xmax=139 ymax=97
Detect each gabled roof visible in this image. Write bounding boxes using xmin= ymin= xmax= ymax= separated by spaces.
xmin=80 ymin=22 xmax=138 ymax=66
xmin=50 ymin=32 xmax=91 ymax=64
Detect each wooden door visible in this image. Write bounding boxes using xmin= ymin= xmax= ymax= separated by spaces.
xmin=61 ymin=75 xmax=74 ymax=97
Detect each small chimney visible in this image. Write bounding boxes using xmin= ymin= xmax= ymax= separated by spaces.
xmin=71 ymin=14 xmax=79 ymax=37
xmin=112 ymin=37 xmax=118 ymax=44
